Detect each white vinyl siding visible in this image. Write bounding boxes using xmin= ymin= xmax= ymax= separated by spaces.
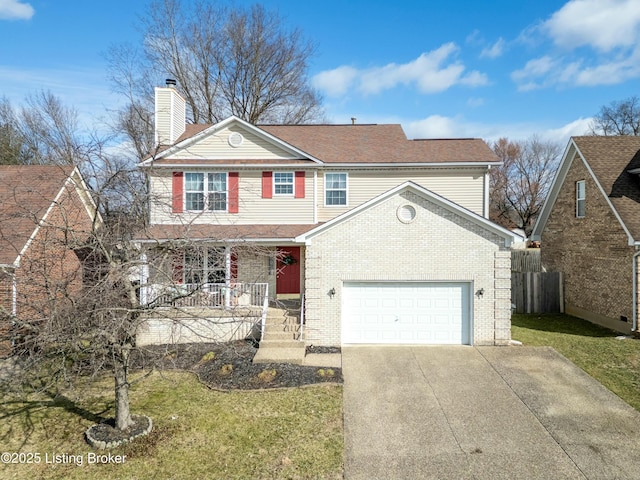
xmin=165 ymin=125 xmax=300 ymax=161
xmin=149 ymin=170 xmax=314 ymax=225
xmin=576 ymin=180 xmax=585 ymax=218
xmin=318 ymin=169 xmax=485 ymax=221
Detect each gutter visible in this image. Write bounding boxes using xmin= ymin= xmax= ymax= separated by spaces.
xmin=634 ymin=248 xmax=640 ymax=331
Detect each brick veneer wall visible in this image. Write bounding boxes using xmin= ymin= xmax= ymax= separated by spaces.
xmin=303 ymin=190 xmax=511 ymax=346
xmin=541 ymin=152 xmax=634 ymax=330
xmin=11 ymin=182 xmax=94 ymax=346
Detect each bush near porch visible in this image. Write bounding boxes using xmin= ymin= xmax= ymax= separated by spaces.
xmin=512 ymin=313 xmax=640 ymax=411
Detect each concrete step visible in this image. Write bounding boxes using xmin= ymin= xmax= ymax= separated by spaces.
xmin=264 ymin=316 xmax=299 ymax=326
xmin=258 ymin=339 xmax=304 ymax=349
xmin=253 ymin=345 xmax=306 ymax=365
xmin=262 ymin=330 xmax=299 ymax=341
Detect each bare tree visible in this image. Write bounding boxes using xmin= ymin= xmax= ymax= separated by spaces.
xmin=590 ymin=96 xmax=640 ymax=136
xmin=489 ymin=136 xmax=562 ymax=236
xmin=107 ymin=0 xmax=324 ymax=158
xmin=0 ymin=97 xmax=23 ymax=165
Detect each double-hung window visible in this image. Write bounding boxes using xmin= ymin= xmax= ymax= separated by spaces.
xmin=576 ymin=180 xmax=585 ymax=218
xmin=274 ymin=172 xmax=294 ymax=196
xmin=185 ymin=172 xmax=227 ymax=211
xmin=183 ymin=247 xmax=226 ymax=285
xmin=325 ymin=172 xmax=347 ymax=206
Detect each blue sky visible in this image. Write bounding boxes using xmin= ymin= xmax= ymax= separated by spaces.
xmin=1 ymin=0 xmax=639 ymax=146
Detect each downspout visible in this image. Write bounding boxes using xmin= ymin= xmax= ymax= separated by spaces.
xmin=313 ymin=170 xmax=318 ymax=224
xmin=633 ymin=248 xmax=640 ymax=331
xmin=225 ymin=246 xmax=232 ymax=309
xmin=484 ymin=166 xmax=491 ymax=219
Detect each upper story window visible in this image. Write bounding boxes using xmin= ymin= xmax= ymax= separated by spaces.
xmin=274 ymin=172 xmax=294 ymax=196
xmin=576 ymin=180 xmax=585 ymax=218
xmin=325 ymin=172 xmax=348 ymax=206
xmin=185 ymin=172 xmax=227 ymax=211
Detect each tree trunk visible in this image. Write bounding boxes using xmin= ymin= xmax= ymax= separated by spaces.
xmin=114 ymin=345 xmax=133 ymax=430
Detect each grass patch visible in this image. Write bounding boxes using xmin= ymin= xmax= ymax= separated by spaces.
xmin=512 ymin=313 xmax=640 ymax=411
xmin=0 ymin=371 xmax=343 ymax=479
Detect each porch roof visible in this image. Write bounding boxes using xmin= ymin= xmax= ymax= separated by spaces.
xmin=136 ymin=223 xmax=319 ymax=243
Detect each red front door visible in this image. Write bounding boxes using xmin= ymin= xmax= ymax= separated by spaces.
xmin=276 ymin=247 xmax=301 ymax=295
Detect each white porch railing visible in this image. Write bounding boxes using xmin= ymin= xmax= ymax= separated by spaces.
xmin=147 ymin=282 xmax=268 ymax=309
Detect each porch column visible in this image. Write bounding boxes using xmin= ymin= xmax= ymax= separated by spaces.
xmin=225 ymin=246 xmax=231 ymax=308
xmin=139 ymin=252 xmax=149 ymax=306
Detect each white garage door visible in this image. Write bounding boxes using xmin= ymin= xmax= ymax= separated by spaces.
xmin=342 ymin=282 xmax=471 ymax=345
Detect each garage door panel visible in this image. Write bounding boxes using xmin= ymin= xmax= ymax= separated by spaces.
xmin=342 ymin=282 xmax=471 ymax=345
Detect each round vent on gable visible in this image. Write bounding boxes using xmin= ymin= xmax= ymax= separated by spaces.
xmin=397 ymin=204 xmax=417 ymax=223
xmin=228 ymin=132 xmax=244 ymax=147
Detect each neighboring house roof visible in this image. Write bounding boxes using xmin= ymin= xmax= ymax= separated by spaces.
xmin=0 ymin=165 xmax=98 ymax=267
xmin=145 ymin=116 xmax=499 ymax=167
xmin=137 ymin=224 xmax=319 ymax=243
xmin=296 ymin=181 xmax=521 ymax=246
xmin=532 ymin=136 xmax=640 ymax=244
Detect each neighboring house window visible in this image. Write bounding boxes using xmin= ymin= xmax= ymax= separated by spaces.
xmin=576 ymin=180 xmax=586 ymax=218
xmin=185 ymin=172 xmax=227 ymax=211
xmin=274 ymin=172 xmax=294 ymax=196
xmin=183 ymin=247 xmax=226 ymax=284
xmin=325 ymin=172 xmax=348 ymax=206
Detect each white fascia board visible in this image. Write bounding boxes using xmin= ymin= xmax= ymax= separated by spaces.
xmin=15 ymin=167 xmax=100 ymax=268
xmin=295 ymin=180 xmax=520 ymax=246
xmin=135 ymin=237 xmax=304 ymax=245
xmin=321 ymin=162 xmax=499 ymax=168
xmin=141 ymin=115 xmax=324 ymax=166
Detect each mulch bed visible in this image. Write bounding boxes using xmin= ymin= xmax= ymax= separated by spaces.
xmin=131 ymin=341 xmax=343 ymax=390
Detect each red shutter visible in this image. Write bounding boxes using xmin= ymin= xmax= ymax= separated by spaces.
xmin=172 ymin=252 xmax=183 ymax=284
xmin=262 ymin=171 xmax=272 ymax=198
xmin=294 ymin=171 xmax=305 ymax=198
xmin=172 ymin=172 xmax=183 ymax=213
xmin=228 ymin=172 xmax=239 ymax=213
xmin=230 ymin=251 xmax=238 ymax=281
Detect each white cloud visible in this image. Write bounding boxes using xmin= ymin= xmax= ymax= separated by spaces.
xmin=311 ymin=66 xmax=358 ymax=97
xmin=513 ymin=0 xmax=640 ymax=89
xmin=543 ymin=0 xmax=640 ymax=52
xmin=480 ymin=38 xmax=505 ymax=59
xmin=0 ymin=0 xmax=34 ymax=20
xmin=404 ymin=114 xmax=589 ymax=146
xmin=312 ymin=43 xmax=488 ymax=98
xmin=543 ymin=117 xmax=592 ymax=143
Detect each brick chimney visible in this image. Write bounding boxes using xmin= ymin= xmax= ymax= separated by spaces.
xmin=154 ymin=79 xmax=186 ymax=146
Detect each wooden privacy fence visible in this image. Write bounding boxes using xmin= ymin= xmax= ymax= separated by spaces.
xmin=511 ymin=249 xmax=542 ymax=272
xmin=511 ymin=271 xmax=564 ymax=314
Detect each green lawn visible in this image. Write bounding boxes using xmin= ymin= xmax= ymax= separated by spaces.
xmin=512 ymin=313 xmax=640 ymax=411
xmin=0 ymin=371 xmax=343 ymax=479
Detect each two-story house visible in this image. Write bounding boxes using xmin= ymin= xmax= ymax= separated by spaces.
xmin=136 ymin=83 xmax=518 ymax=355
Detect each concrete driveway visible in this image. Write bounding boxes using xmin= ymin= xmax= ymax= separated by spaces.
xmin=342 ymin=346 xmax=640 ymax=479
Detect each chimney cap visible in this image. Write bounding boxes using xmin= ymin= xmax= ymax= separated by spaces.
xmin=165 ymin=78 xmax=177 ymax=87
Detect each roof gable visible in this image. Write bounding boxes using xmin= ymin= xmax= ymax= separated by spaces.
xmin=0 ymin=165 xmax=99 ymax=266
xmin=144 ymin=115 xmax=322 ymax=166
xmin=532 ymin=136 xmax=640 ymax=244
xmin=296 ymin=181 xmax=519 ymax=246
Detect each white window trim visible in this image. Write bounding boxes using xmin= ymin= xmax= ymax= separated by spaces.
xmin=273 ymin=171 xmax=295 ymax=197
xmin=184 ymin=172 xmax=228 ymax=212
xmin=324 ymin=172 xmax=349 ymax=207
xmin=182 ymin=247 xmax=226 ymax=285
xmin=576 ymin=180 xmax=586 ymax=218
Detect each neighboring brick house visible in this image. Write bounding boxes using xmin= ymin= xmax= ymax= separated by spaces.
xmin=0 ymin=165 xmax=99 ymax=355
xmin=136 ymin=83 xmax=519 ymax=349
xmin=531 ymin=136 xmax=640 ymax=333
